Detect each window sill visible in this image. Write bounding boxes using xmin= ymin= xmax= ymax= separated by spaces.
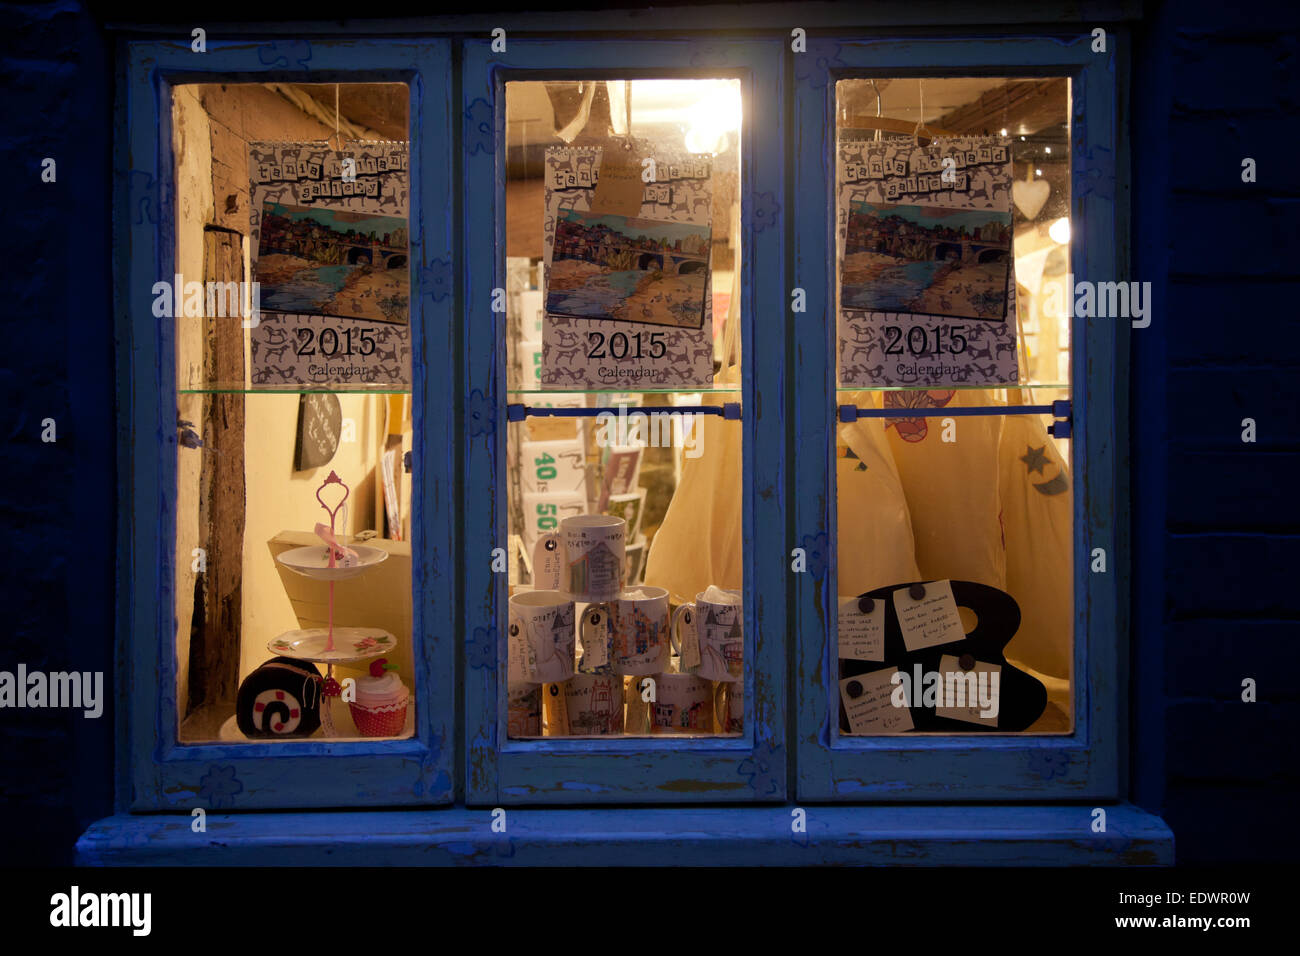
xmin=77 ymin=804 xmax=1172 ymax=866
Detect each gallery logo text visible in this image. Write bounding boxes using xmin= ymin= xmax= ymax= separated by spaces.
xmin=0 ymin=665 xmax=103 ymax=718
xmin=50 ymin=887 xmax=151 ymax=936
xmin=595 ymin=406 xmax=704 ymax=459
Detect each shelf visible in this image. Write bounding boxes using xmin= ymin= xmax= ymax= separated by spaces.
xmin=836 ymin=383 xmax=1069 ymax=392
xmin=507 ymin=383 xmax=1067 ymax=396
xmin=179 ymin=384 xmax=411 ymax=394
xmin=507 ymin=387 xmax=741 ymax=396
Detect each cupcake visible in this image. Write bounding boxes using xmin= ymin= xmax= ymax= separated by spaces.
xmin=349 ymin=658 xmax=409 ymax=737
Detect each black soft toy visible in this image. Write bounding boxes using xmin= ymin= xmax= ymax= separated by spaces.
xmin=236 ymin=656 xmax=324 ymax=739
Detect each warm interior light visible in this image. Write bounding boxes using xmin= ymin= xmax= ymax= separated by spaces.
xmin=683 ymin=84 xmax=742 ymax=155
xmin=1048 ymin=217 xmax=1071 ymax=245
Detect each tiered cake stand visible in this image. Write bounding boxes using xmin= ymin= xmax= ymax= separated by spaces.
xmin=270 ymin=471 xmax=396 ymax=737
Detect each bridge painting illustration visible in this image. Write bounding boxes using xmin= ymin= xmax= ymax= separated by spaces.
xmin=841 ymin=200 xmax=1011 ymax=322
xmin=547 ymin=208 xmax=710 ymax=330
xmin=255 ymin=201 xmax=410 ymax=324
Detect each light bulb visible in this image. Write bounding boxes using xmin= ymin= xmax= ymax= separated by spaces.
xmin=1048 ymin=217 xmax=1070 ymax=245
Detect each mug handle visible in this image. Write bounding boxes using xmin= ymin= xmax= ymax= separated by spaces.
xmin=580 ymin=602 xmax=612 ymax=672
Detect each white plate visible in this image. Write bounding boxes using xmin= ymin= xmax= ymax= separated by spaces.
xmin=267 ymin=627 xmax=398 ymax=663
xmin=277 ymin=544 xmax=388 ymax=581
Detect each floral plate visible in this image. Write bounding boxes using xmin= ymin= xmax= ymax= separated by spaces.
xmin=267 ymin=627 xmax=397 ymax=663
xmin=276 ymin=544 xmax=388 ymax=581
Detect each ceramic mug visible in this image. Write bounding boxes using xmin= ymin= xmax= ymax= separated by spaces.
xmin=714 ymin=678 xmax=744 ymax=734
xmin=580 ymin=586 xmax=670 ymax=676
xmin=508 ymin=589 xmax=576 ymax=684
xmin=507 ymin=681 xmax=543 ymax=738
xmin=560 ymin=672 xmax=625 ymax=736
xmin=540 ymin=514 xmax=626 ymax=603
xmin=648 ymin=673 xmax=715 ymax=735
xmin=670 ymin=588 xmax=744 ymax=683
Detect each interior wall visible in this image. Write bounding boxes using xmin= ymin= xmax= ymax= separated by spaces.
xmin=171 ymin=86 xmax=214 ymax=720
xmin=240 ymin=392 xmax=383 ymax=683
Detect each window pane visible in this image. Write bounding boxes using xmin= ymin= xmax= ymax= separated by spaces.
xmin=171 ymin=82 xmax=416 ymax=743
xmin=504 ymin=79 xmax=745 ymax=738
xmin=833 ymin=78 xmax=1073 ymax=735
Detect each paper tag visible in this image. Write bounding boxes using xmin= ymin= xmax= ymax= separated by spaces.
xmin=678 ymin=611 xmax=701 ymax=671
xmin=590 ymin=150 xmax=646 ymax=216
xmin=892 ymin=580 xmax=967 ymax=652
xmin=837 ymin=596 xmax=885 ymax=661
xmin=935 ymin=655 xmax=1001 ymax=726
xmin=840 ymin=669 xmax=914 ymax=734
xmin=531 ymin=536 xmax=563 ymax=591
xmin=581 ymin=608 xmax=609 ymax=670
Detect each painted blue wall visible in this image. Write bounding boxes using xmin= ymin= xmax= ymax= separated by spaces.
xmin=1130 ymin=0 xmax=1300 ymax=864
xmin=0 ymin=0 xmax=1293 ymax=865
xmin=0 ymin=1 xmax=115 ymax=867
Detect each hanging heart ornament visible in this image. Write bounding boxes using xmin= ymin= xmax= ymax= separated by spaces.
xmin=1013 ymin=177 xmax=1051 ymax=221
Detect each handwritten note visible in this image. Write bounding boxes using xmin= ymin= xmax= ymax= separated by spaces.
xmin=838 ymin=596 xmax=885 ymax=661
xmin=589 ymin=152 xmax=646 ymax=217
xmin=935 ymin=655 xmax=1001 ymax=726
xmin=892 ymin=580 xmax=967 ymax=652
xmin=840 ymin=668 xmax=914 ymax=734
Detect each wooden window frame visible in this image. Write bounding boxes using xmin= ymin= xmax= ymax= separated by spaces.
xmin=792 ymin=33 xmax=1129 ymax=801
xmin=460 ymin=37 xmax=790 ymax=805
xmin=117 ymin=37 xmax=456 ymax=810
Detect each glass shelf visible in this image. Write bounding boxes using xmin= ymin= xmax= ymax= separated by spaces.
xmin=507 ymin=387 xmax=742 ymax=396
xmin=178 ymin=384 xmax=412 ymax=394
xmin=835 ymin=383 xmax=1069 ymax=392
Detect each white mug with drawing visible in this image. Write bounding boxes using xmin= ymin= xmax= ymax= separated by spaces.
xmin=536 ymin=514 xmax=627 ymax=603
xmin=670 ymin=585 xmax=743 ymax=683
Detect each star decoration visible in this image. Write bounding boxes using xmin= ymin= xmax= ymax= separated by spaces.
xmin=1020 ymin=445 xmax=1049 ymax=475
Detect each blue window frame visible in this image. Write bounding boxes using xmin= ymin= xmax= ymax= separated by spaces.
xmin=792 ymin=35 xmax=1125 ymax=800
xmin=118 ymin=37 xmax=456 ymax=809
xmin=461 ymin=37 xmax=789 ymax=804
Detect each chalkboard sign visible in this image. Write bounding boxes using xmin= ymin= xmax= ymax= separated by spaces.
xmin=294 ymin=393 xmax=342 ymax=471
xmin=838 ymin=579 xmax=1048 ymax=733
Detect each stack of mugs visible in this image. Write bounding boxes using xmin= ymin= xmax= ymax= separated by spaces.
xmin=506 ymin=514 xmax=743 ymax=737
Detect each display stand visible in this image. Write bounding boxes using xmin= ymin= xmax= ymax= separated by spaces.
xmin=272 ymin=471 xmax=397 ymax=737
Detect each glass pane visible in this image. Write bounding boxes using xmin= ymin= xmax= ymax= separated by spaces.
xmin=833 ymin=77 xmax=1073 ymax=735
xmin=504 ymin=79 xmax=745 ymax=738
xmin=171 ymin=82 xmax=416 ymax=742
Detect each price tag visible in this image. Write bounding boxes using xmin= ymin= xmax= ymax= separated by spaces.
xmin=840 ymin=669 xmax=914 ymax=734
xmin=837 ymin=596 xmax=885 ymax=661
xmin=892 ymin=580 xmax=967 ymax=652
xmin=678 ymin=611 xmax=701 ymax=671
xmin=935 ymin=655 xmax=1001 ymax=726
xmin=589 ymin=150 xmax=646 ymax=217
xmin=531 ymin=535 xmax=564 ymax=591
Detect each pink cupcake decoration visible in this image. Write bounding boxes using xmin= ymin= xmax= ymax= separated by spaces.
xmin=349 ymin=658 xmax=409 ymax=737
